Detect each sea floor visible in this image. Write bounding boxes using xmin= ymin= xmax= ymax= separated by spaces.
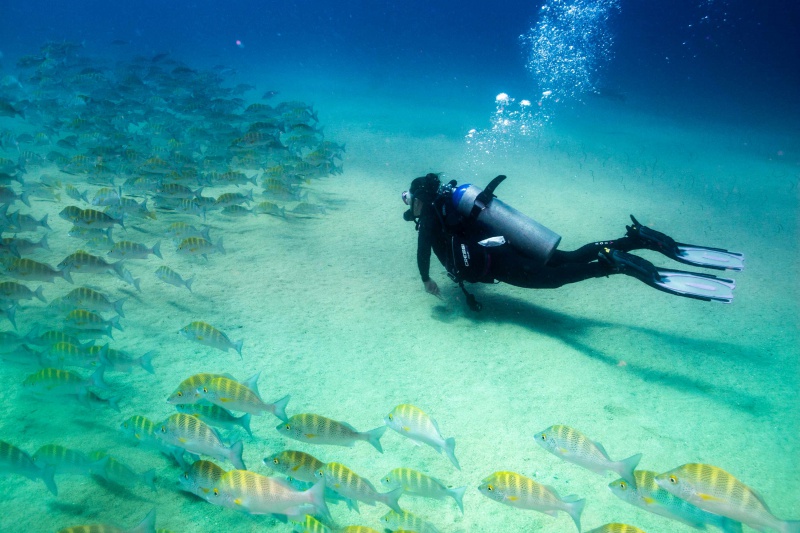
xmin=0 ymin=67 xmax=798 ymax=532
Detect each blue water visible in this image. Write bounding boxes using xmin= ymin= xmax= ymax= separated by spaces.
xmin=1 ymin=1 xmax=798 ymax=532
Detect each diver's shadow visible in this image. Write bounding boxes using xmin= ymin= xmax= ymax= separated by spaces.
xmin=449 ymin=292 xmax=769 ymax=415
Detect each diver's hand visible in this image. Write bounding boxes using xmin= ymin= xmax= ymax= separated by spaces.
xmin=423 ymin=279 xmax=441 ymax=298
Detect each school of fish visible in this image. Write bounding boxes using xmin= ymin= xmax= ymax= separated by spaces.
xmin=1 ymin=41 xmax=798 ymax=533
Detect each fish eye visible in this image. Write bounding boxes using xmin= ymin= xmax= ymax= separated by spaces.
xmin=183 ymin=473 xmax=189 ymax=479
xmin=160 ymin=426 xmax=166 ymax=433
xmin=619 ymin=481 xmax=627 ymax=490
xmin=284 ymin=424 xmax=290 ymax=430
xmin=669 ymin=475 xmax=678 ymax=484
xmin=388 ymin=414 xmax=393 ymax=420
xmin=213 ymin=489 xmax=219 ymax=496
xmin=540 ymin=433 xmax=547 ymax=440
xmin=487 ymin=484 xmax=494 ymax=491
xmin=177 ymin=391 xmax=183 ymax=397
xmin=203 ymin=387 xmax=208 ymax=393
xmin=272 ymin=458 xmax=279 ymax=465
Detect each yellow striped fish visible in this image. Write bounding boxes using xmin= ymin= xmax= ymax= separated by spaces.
xmin=196 ymin=375 xmax=289 ymax=421
xmin=384 ymin=404 xmax=459 ymax=469
xmin=42 ymin=341 xmax=101 ymax=369
xmin=179 ymin=321 xmax=242 ymax=356
xmin=263 ymin=450 xmax=326 ymax=483
xmin=585 ymin=524 xmax=648 ymax=533
xmin=154 ymin=265 xmax=194 ymax=292
xmin=65 ymin=309 xmax=123 ymax=337
xmin=534 ymin=425 xmax=641 ymax=486
xmin=655 ymin=464 xmax=800 ymax=533
xmin=2 ymin=257 xmax=72 ymax=283
xmin=277 ymin=413 xmax=387 ymax=453
xmin=0 ymin=440 xmax=58 ymax=495
xmin=56 ymin=509 xmax=155 ymax=533
xmin=176 ymin=403 xmax=252 ymax=436
xmin=289 ymin=515 xmax=332 ymax=533
xmin=57 ymin=250 xmax=125 ymax=278
xmin=478 ymin=471 xmax=585 ymax=532
xmin=61 ymin=286 xmax=126 ymax=316
xmin=0 ymin=281 xmax=46 ymax=303
xmin=108 ymin=240 xmax=162 ymax=260
xmin=88 ymin=451 xmax=156 ymax=491
xmin=381 ymin=467 xmax=466 ymax=513
xmin=119 ymin=414 xmax=190 ymax=467
xmin=176 ymin=236 xmax=225 ymax=258
xmin=158 ymin=413 xmax=245 ymax=470
xmin=609 ymin=470 xmax=743 ymax=532
xmin=379 ymin=509 xmax=442 ymax=533
xmin=209 ymin=469 xmax=329 ymax=518
xmin=337 ymin=527 xmax=380 ymax=533
xmin=96 ymin=345 xmax=156 ymax=374
xmin=32 ymin=444 xmax=109 ymax=479
xmin=22 ymin=366 xmax=106 ymax=399
xmin=178 ymin=459 xmax=226 ymax=501
xmin=323 ymin=462 xmax=403 ymax=513
xmin=167 ymin=373 xmax=229 ymax=404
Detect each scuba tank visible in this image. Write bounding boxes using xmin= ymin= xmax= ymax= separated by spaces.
xmin=447 ymin=175 xmax=561 ymax=265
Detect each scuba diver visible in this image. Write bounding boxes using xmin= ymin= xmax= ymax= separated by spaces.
xmin=402 ymin=173 xmax=743 ymax=311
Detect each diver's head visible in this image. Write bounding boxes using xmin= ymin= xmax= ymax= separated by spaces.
xmin=402 ymin=173 xmax=441 ymax=221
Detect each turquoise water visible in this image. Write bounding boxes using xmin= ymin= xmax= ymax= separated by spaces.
xmin=0 ymin=2 xmax=798 ymax=532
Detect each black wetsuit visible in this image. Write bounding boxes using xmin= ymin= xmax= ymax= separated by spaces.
xmin=416 ymin=198 xmax=638 ymax=289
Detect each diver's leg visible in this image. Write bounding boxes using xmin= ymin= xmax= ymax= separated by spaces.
xmin=548 ymin=237 xmax=639 ymax=266
xmin=490 ymin=247 xmax=611 ymax=289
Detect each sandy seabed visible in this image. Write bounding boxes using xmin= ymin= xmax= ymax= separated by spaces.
xmin=0 ymin=74 xmax=798 ymax=533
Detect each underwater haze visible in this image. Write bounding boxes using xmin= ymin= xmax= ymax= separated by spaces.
xmin=0 ymin=1 xmax=798 ymax=532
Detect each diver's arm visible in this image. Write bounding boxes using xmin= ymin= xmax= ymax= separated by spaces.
xmin=416 ymin=216 xmax=441 ymax=297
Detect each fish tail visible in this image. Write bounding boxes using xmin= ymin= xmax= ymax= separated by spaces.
xmin=141 ymin=468 xmax=157 ymax=492
xmin=228 ymin=439 xmax=245 ymax=470
xmin=107 ymin=395 xmax=122 ymax=412
xmin=382 ymin=486 xmax=404 ymax=513
xmin=184 ymin=275 xmax=194 ymax=292
xmin=616 ymin=453 xmax=642 ymax=487
xmin=39 ymin=465 xmax=58 ymax=496
xmin=152 ymin=240 xmax=162 ymax=259
xmin=239 ymin=413 xmax=253 ymax=437
xmin=90 ymin=364 xmax=108 ymax=389
xmin=34 ymin=285 xmax=46 ymax=303
xmin=216 ymin=236 xmax=225 ymax=255
xmin=139 ymin=351 xmax=156 ymax=374
xmin=233 ymin=338 xmax=243 ymax=357
xmin=782 ymin=521 xmax=800 ymax=533
xmin=306 ymin=480 xmax=331 ymax=522
xmin=20 ymin=189 xmax=31 ymax=207
xmin=110 ymin=315 xmax=124 ymax=332
xmin=564 ymin=497 xmax=586 ymax=533
xmin=60 ymin=267 xmax=73 ymax=284
xmin=366 ymin=425 xmax=387 ymax=453
xmin=449 ymin=485 xmax=467 ymax=513
xmin=444 ymin=436 xmax=461 ymax=470
xmin=39 ymin=214 xmax=50 ymax=230
xmin=113 ymin=296 xmax=127 ymax=318
xmin=271 ymin=394 xmax=290 ymax=422
xmin=38 ymin=234 xmax=50 ymax=251
xmin=129 ymin=509 xmax=156 ymax=533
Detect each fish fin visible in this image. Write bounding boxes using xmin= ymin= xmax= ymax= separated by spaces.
xmin=382 ymin=486 xmax=404 ymax=514
xmin=229 ymin=440 xmax=245 ymax=470
xmin=305 ymin=480 xmax=331 ymax=522
xmin=366 ymin=425 xmax=387 ymax=453
xmin=449 ymin=485 xmax=467 ymax=513
xmin=565 ymin=497 xmax=586 ymax=532
xmin=698 ymin=492 xmax=725 ymax=502
xmin=443 ymin=436 xmax=460 ymax=470
xmin=782 ymin=521 xmax=800 ymax=533
xmin=594 ymin=441 xmax=612 ymax=459
xmin=240 ymin=413 xmax=253 ymax=437
xmin=270 ymin=394 xmax=290 ymax=422
xmin=616 ymin=453 xmax=642 ymax=487
xmin=242 ymin=370 xmax=261 ymax=396
xmin=139 ymin=351 xmax=156 ymax=374
xmin=304 ymin=433 xmax=317 ymax=439
xmin=39 ymin=465 xmax=58 ymax=496
xmin=129 ymin=509 xmax=156 ymax=533
xmin=642 ymin=496 xmax=656 ymax=505
xmin=233 ymin=338 xmax=243 ymax=358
